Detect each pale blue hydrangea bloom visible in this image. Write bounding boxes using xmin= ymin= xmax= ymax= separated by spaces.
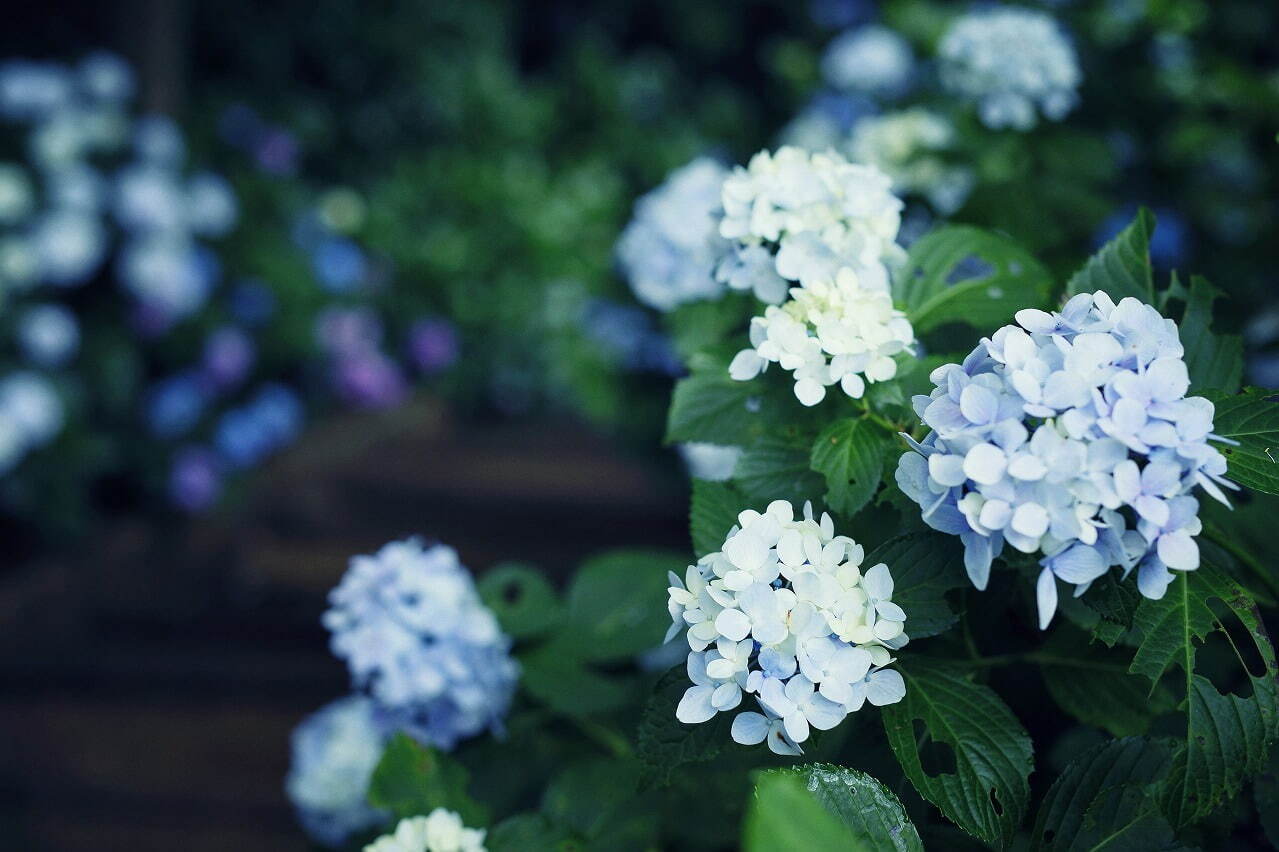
xmin=939 ymin=7 xmax=1080 ymax=131
xmin=0 ymin=371 xmax=65 ymax=473
xmin=616 ymin=157 xmax=730 ymax=311
xmin=286 ymin=695 xmax=390 ymax=848
xmin=895 ymin=291 xmax=1236 ymax=628
xmin=821 ymin=25 xmax=914 ymax=98
xmin=325 ymin=539 xmax=519 ymax=750
xmin=679 ymin=442 xmax=742 ymax=482
xmin=667 ymin=501 xmax=907 ymax=755
xmin=17 ymin=303 xmax=80 ymax=367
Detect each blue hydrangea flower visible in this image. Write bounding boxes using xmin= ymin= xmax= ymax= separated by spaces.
xmin=323 ymin=539 xmax=519 ymax=750
xmin=939 ymin=8 xmax=1080 ymax=131
xmin=615 ymin=157 xmax=729 ymax=312
xmin=146 ymin=371 xmax=209 ymax=439
xmin=896 ymin=291 xmax=1236 ymax=628
xmin=285 ymin=695 xmax=390 ymax=848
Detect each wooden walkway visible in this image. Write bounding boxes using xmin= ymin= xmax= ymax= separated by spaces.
xmin=0 ymin=400 xmax=689 ymax=850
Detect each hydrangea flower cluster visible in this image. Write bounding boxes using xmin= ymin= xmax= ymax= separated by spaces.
xmin=0 ymin=371 xmax=64 ymax=473
xmin=728 ymin=267 xmax=915 ymax=406
xmin=286 ymin=696 xmax=389 ymax=848
xmin=365 ymin=810 xmax=486 ymax=852
xmin=716 ymin=146 xmax=906 ymax=303
xmin=325 ymin=539 xmax=519 ymax=750
xmin=821 ymin=25 xmax=914 ymax=97
xmin=616 ymin=157 xmax=730 ymax=312
xmin=895 ymin=291 xmax=1236 ymax=628
xmin=938 ymin=8 xmax=1081 ymax=131
xmin=847 ymin=109 xmax=975 ymax=216
xmin=679 ymin=442 xmax=743 ymax=482
xmin=667 ymin=500 xmax=908 ymax=755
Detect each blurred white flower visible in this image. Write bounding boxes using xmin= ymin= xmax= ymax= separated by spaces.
xmin=939 ymin=7 xmax=1081 ymax=131
xmin=822 ymin=25 xmax=914 ymax=96
xmin=679 ymin=442 xmax=742 ymax=481
xmin=17 ymin=303 xmax=80 ymax=367
xmin=0 ymin=163 xmax=35 ymax=224
xmin=847 ymin=109 xmax=975 ymax=215
xmin=365 ymin=810 xmax=487 ymax=852
xmin=31 ymin=209 xmax=106 ymax=286
xmin=617 ymin=157 xmax=729 ymax=311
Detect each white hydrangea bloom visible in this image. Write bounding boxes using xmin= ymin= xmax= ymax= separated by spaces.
xmin=679 ymin=442 xmax=742 ymax=482
xmin=939 ymin=7 xmax=1080 ymax=131
xmin=896 ymin=291 xmax=1237 ymax=629
xmin=717 ymin=146 xmax=905 ymax=301
xmin=847 ymin=109 xmax=975 ymax=215
xmin=729 ymin=267 xmax=915 ymax=406
xmin=365 ymin=810 xmax=486 ymax=852
xmin=667 ymin=500 xmax=908 ymax=755
xmin=821 ymin=25 xmax=914 ymax=97
xmin=616 ymin=157 xmax=730 ymax=311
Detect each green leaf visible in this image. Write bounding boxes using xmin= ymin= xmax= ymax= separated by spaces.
xmin=864 ymin=532 xmax=967 ymax=639
xmin=766 ymin=764 xmax=925 ymax=852
xmin=1200 ymin=387 xmax=1279 ymax=495
xmin=566 ymin=549 xmax=687 ymax=661
xmin=478 ymin=562 xmax=563 ymax=640
xmin=367 ymin=733 xmax=487 ymax=825
xmin=635 ymin=665 xmax=733 ymax=789
xmin=519 ymin=640 xmax=637 ymax=717
xmin=882 ymin=658 xmax=1033 ymax=848
xmin=810 ymin=418 xmax=889 ymax=517
xmin=1256 ymin=746 xmax=1279 ymax=849
xmin=1080 ymin=573 xmax=1142 ymax=647
xmin=1039 ymin=633 xmax=1175 ymax=737
xmin=690 ymin=479 xmax=745 ymax=558
xmin=486 ymin=814 xmax=581 ymax=852
xmin=734 ymin=436 xmax=825 ymax=506
xmin=1128 ymin=561 xmax=1279 ymax=826
xmin=665 ymin=372 xmax=762 ymax=445
xmin=1161 ymin=274 xmax=1243 ymax=395
xmin=1031 ymin=737 xmax=1189 ymax=852
xmin=1065 ymin=208 xmax=1154 ymax=303
xmin=743 ymin=770 xmax=867 ymax=852
xmin=666 ymin=295 xmax=753 ymax=362
xmin=894 ymin=225 xmax=1053 ymax=334
xmin=541 ymin=759 xmax=656 ymax=848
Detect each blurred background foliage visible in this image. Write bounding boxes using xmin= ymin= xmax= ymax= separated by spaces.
xmin=0 ymin=0 xmax=1275 ymax=553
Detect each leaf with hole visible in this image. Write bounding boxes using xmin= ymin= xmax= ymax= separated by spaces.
xmin=1032 ymin=737 xmax=1188 ymax=852
xmin=882 ymin=658 xmax=1033 ymax=848
xmin=478 ymin=562 xmax=562 ymax=639
xmin=1128 ymin=559 xmax=1279 ymax=826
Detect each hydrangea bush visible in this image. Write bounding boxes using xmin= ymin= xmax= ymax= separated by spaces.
xmin=304 ymin=208 xmax=1278 ymax=851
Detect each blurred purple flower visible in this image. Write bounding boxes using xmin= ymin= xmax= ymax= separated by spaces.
xmin=255 ymin=128 xmax=299 ymax=175
xmin=169 ymin=446 xmax=222 ymax=512
xmin=408 ymin=318 xmax=459 ymax=374
xmin=315 ymin=306 xmax=382 ymax=356
xmin=334 ymin=351 xmax=408 ymax=409
xmin=202 ymin=326 xmax=256 ymax=390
